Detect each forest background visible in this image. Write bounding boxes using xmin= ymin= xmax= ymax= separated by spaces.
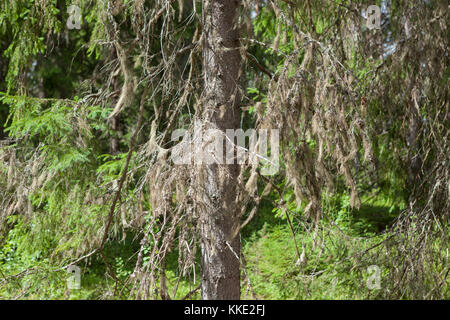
xmin=0 ymin=0 xmax=448 ymax=300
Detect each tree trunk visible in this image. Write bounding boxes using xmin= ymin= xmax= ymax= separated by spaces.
xmin=198 ymin=0 xmax=241 ymax=300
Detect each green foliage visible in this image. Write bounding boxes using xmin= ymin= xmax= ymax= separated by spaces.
xmin=0 ymin=0 xmax=62 ymax=90
xmin=242 ymin=222 xmax=388 ymax=299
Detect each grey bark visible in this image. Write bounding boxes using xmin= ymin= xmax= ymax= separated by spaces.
xmin=198 ymin=0 xmax=242 ymax=300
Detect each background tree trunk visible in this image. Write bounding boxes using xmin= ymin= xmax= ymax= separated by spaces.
xmin=198 ymin=0 xmax=242 ymax=300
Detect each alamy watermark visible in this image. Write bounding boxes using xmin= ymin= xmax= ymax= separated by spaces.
xmin=67 ymin=4 xmax=82 ymax=30
xmin=366 ymin=265 xmax=381 ymax=290
xmin=67 ymin=265 xmax=81 ymax=290
xmin=366 ymin=5 xmax=381 ymax=30
xmin=170 ymin=121 xmax=279 ymax=176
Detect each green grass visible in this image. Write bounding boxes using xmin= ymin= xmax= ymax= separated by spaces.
xmin=1 ymin=192 xmax=444 ymax=300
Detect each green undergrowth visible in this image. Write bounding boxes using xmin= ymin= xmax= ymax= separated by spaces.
xmin=1 ymin=191 xmax=444 ymax=300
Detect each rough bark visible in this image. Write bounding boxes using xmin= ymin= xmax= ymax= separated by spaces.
xmin=198 ymin=0 xmax=242 ymax=300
